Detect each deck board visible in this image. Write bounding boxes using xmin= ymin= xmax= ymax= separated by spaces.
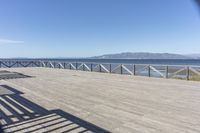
xmin=0 ymin=67 xmax=200 ymax=133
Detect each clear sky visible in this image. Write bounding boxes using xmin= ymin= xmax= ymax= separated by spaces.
xmin=0 ymin=0 xmax=200 ymax=58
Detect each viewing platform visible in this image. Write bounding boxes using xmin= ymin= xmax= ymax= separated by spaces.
xmin=0 ymin=67 xmax=200 ymax=132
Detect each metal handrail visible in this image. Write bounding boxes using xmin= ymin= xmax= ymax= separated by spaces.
xmin=0 ymin=60 xmax=200 ymax=81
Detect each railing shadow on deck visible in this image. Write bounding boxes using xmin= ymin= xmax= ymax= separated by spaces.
xmin=0 ymin=125 xmax=3 ymax=133
xmin=0 ymin=85 xmax=110 ymax=133
xmin=0 ymin=70 xmax=33 ymax=80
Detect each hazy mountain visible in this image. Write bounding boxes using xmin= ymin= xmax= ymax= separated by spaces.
xmin=91 ymin=52 xmax=192 ymax=59
xmin=185 ymin=54 xmax=200 ymax=59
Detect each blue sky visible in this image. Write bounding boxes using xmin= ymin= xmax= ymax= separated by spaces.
xmin=0 ymin=0 xmax=200 ymax=58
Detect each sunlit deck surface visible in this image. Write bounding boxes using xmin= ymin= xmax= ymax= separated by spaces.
xmin=0 ymin=67 xmax=200 ymax=133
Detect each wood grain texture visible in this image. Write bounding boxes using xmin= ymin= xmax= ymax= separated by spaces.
xmin=0 ymin=67 xmax=200 ymax=133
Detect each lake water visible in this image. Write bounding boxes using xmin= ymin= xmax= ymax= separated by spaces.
xmin=37 ymin=59 xmax=200 ymax=66
xmin=1 ymin=59 xmax=200 ymax=66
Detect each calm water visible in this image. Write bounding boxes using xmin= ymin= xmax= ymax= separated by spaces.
xmin=40 ymin=59 xmax=200 ymax=66
xmin=4 ymin=59 xmax=200 ymax=66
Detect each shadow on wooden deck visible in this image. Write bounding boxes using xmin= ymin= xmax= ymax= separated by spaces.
xmin=0 ymin=85 xmax=110 ymax=133
xmin=0 ymin=70 xmax=33 ymax=80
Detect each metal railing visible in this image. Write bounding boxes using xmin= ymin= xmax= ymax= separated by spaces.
xmin=1 ymin=60 xmax=200 ymax=81
xmin=0 ymin=60 xmax=41 ymax=68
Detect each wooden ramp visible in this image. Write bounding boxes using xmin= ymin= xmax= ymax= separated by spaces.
xmin=0 ymin=68 xmax=200 ymax=133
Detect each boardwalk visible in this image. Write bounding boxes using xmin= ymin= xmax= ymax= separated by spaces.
xmin=0 ymin=67 xmax=200 ymax=133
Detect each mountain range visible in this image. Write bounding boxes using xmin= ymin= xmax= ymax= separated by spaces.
xmin=91 ymin=52 xmax=200 ymax=59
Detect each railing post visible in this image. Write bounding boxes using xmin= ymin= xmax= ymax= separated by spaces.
xmin=83 ymin=64 xmax=85 ymax=71
xmin=59 ymin=63 xmax=61 ymax=69
xmin=186 ymin=66 xmax=190 ymax=80
xmin=165 ymin=65 xmax=168 ymax=79
xmin=16 ymin=61 xmax=19 ymax=67
xmin=53 ymin=62 xmax=55 ymax=68
xmin=32 ymin=61 xmax=34 ymax=67
xmin=41 ymin=61 xmax=44 ymax=67
xmin=148 ymin=65 xmax=151 ymax=77
xmin=64 ymin=63 xmax=66 ymax=69
xmin=109 ymin=64 xmax=112 ymax=73
xmin=76 ymin=62 xmax=78 ymax=70
xmin=99 ymin=64 xmax=101 ymax=72
xmin=91 ymin=63 xmax=93 ymax=72
xmin=133 ymin=64 xmax=136 ymax=75
xmin=0 ymin=61 xmax=1 ymax=68
xmin=71 ymin=63 xmax=73 ymax=70
xmin=120 ymin=64 xmax=123 ymax=74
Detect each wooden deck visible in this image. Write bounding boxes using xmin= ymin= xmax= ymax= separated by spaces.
xmin=0 ymin=67 xmax=200 ymax=133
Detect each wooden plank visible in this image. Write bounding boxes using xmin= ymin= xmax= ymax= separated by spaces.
xmin=0 ymin=67 xmax=200 ymax=133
